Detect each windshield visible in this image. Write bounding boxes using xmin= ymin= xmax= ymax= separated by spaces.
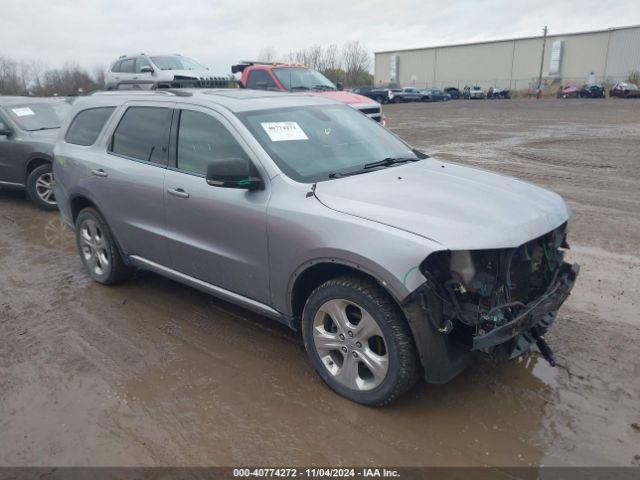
xmin=3 ymin=101 xmax=71 ymax=131
xmin=273 ymin=67 xmax=336 ymax=91
xmin=150 ymin=55 xmax=206 ymax=71
xmin=237 ymin=104 xmax=419 ymax=183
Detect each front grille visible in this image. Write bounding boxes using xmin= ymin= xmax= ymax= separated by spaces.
xmin=167 ymin=76 xmax=239 ymax=89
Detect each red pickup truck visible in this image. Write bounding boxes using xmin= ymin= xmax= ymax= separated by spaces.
xmin=232 ymin=62 xmax=384 ymax=124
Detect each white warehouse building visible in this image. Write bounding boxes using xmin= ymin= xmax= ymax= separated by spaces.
xmin=374 ymin=25 xmax=640 ymax=91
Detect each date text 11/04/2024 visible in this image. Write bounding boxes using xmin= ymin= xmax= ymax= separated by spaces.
xmin=232 ymin=468 xmax=400 ymax=478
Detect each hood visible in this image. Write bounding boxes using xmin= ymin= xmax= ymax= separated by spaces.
xmin=314 ymin=160 xmax=570 ymax=251
xmin=306 ymin=90 xmax=378 ymax=105
xmin=170 ymin=70 xmax=212 ymax=79
xmin=28 ymin=128 xmax=58 ymax=145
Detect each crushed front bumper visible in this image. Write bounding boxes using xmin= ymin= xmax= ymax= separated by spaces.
xmin=472 ymin=262 xmax=580 ymax=354
xmin=401 ymin=262 xmax=579 ymax=384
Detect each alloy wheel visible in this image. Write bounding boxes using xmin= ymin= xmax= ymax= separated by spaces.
xmin=35 ymin=172 xmax=56 ymax=205
xmin=79 ymin=219 xmax=110 ymax=276
xmin=312 ymin=299 xmax=389 ymax=391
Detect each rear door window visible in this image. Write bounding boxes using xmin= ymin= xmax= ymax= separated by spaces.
xmin=65 ymin=107 xmax=116 ymax=146
xmin=110 ymin=107 xmax=172 ymax=165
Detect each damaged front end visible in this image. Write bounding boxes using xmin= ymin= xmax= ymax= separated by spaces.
xmin=402 ymin=223 xmax=579 ymax=383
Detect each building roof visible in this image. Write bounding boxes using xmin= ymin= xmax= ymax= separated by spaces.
xmin=375 ymin=24 xmax=640 ymax=55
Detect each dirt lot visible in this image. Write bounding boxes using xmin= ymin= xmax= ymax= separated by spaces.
xmin=1 ymin=99 xmax=639 ymax=468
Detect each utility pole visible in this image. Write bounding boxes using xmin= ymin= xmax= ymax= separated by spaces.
xmin=537 ymin=25 xmax=548 ymax=95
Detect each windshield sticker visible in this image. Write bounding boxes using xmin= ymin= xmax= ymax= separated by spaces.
xmin=12 ymin=107 xmax=35 ymax=117
xmin=261 ymin=122 xmax=308 ymax=142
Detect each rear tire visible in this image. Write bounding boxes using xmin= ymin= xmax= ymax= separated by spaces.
xmin=75 ymin=207 xmax=132 ymax=285
xmin=26 ymin=164 xmax=57 ymax=211
xmin=302 ymin=276 xmax=420 ymax=406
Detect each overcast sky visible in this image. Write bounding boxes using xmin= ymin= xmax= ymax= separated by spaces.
xmin=2 ymin=0 xmax=640 ymax=76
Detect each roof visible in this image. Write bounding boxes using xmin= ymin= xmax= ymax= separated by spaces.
xmin=80 ymin=88 xmax=339 ymax=113
xmin=375 ymin=24 xmax=640 ymax=55
xmin=0 ymin=96 xmax=70 ymax=107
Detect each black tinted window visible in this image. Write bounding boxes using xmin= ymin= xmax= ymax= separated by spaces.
xmin=120 ymin=59 xmax=135 ymax=73
xmin=111 ymin=107 xmax=172 ymax=164
xmin=247 ymin=70 xmax=277 ymax=90
xmin=65 ymin=107 xmax=115 ymax=146
xmin=176 ymin=110 xmax=249 ymax=176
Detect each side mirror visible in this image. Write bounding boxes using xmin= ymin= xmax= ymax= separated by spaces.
xmin=0 ymin=122 xmax=12 ymax=136
xmin=336 ymin=82 xmax=344 ymax=91
xmin=206 ymin=158 xmax=264 ymax=191
xmin=140 ymin=66 xmax=154 ymax=74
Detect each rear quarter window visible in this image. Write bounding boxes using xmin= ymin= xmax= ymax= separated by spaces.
xmin=65 ymin=107 xmax=116 ymax=146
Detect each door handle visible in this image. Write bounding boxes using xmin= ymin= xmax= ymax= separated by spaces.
xmin=167 ymin=187 xmax=189 ymax=199
xmin=91 ymin=169 xmax=108 ymax=177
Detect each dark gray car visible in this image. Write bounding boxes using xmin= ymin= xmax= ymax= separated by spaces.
xmin=53 ymin=89 xmax=578 ymax=405
xmin=0 ymin=97 xmax=72 ymax=209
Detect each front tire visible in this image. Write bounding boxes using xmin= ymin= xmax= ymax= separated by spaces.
xmin=26 ymin=164 xmax=57 ymax=211
xmin=75 ymin=207 xmax=132 ymax=285
xmin=302 ymin=276 xmax=420 ymax=406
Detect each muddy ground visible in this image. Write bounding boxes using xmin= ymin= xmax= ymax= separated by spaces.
xmin=1 ymin=99 xmax=639 ymax=468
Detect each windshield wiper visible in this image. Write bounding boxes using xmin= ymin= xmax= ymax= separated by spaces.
xmin=328 ymin=170 xmax=371 ymax=179
xmin=363 ymin=156 xmax=420 ymax=170
xmin=313 ymin=85 xmax=336 ymax=91
xmin=30 ymin=127 xmax=60 ymax=131
xmin=290 ymin=86 xmax=310 ymax=91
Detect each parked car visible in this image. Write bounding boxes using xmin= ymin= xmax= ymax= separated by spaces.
xmin=233 ymin=62 xmax=383 ymax=123
xmin=105 ymin=53 xmax=231 ymax=90
xmin=609 ymin=82 xmax=640 ymax=98
xmin=420 ymin=89 xmax=451 ymax=102
xmin=579 ymin=84 xmax=605 ymax=98
xmin=487 ymin=87 xmax=511 ymax=99
xmin=54 ymin=89 xmax=579 ymax=406
xmin=444 ymin=87 xmax=461 ymax=99
xmin=0 ymin=97 xmax=72 ymax=209
xmin=352 ymin=86 xmax=396 ymax=105
xmin=556 ymin=84 xmax=580 ymax=98
xmin=463 ymin=86 xmax=485 ymax=99
xmin=391 ymin=87 xmax=424 ymax=103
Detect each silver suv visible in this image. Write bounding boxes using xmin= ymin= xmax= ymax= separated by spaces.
xmin=106 ymin=53 xmax=224 ymax=90
xmin=53 ymin=89 xmax=579 ymax=405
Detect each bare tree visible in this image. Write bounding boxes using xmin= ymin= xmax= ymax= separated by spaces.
xmin=257 ymin=47 xmax=278 ymax=63
xmin=341 ymin=41 xmax=371 ymax=87
xmin=0 ymin=55 xmax=22 ymax=95
xmin=93 ymin=65 xmax=107 ymax=90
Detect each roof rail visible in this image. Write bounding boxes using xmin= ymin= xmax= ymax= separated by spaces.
xmin=160 ymin=89 xmax=193 ymax=97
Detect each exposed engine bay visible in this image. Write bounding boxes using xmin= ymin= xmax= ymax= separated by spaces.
xmin=418 ymin=223 xmax=579 ymax=365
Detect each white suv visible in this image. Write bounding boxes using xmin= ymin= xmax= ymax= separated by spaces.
xmin=105 ymin=53 xmax=226 ymax=90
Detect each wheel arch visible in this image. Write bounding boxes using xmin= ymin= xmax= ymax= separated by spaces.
xmin=69 ymin=194 xmax=101 ymax=224
xmin=69 ymin=194 xmax=132 ymax=266
xmin=24 ymin=155 xmax=52 ymax=181
xmin=288 ymin=259 xmax=405 ymax=328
